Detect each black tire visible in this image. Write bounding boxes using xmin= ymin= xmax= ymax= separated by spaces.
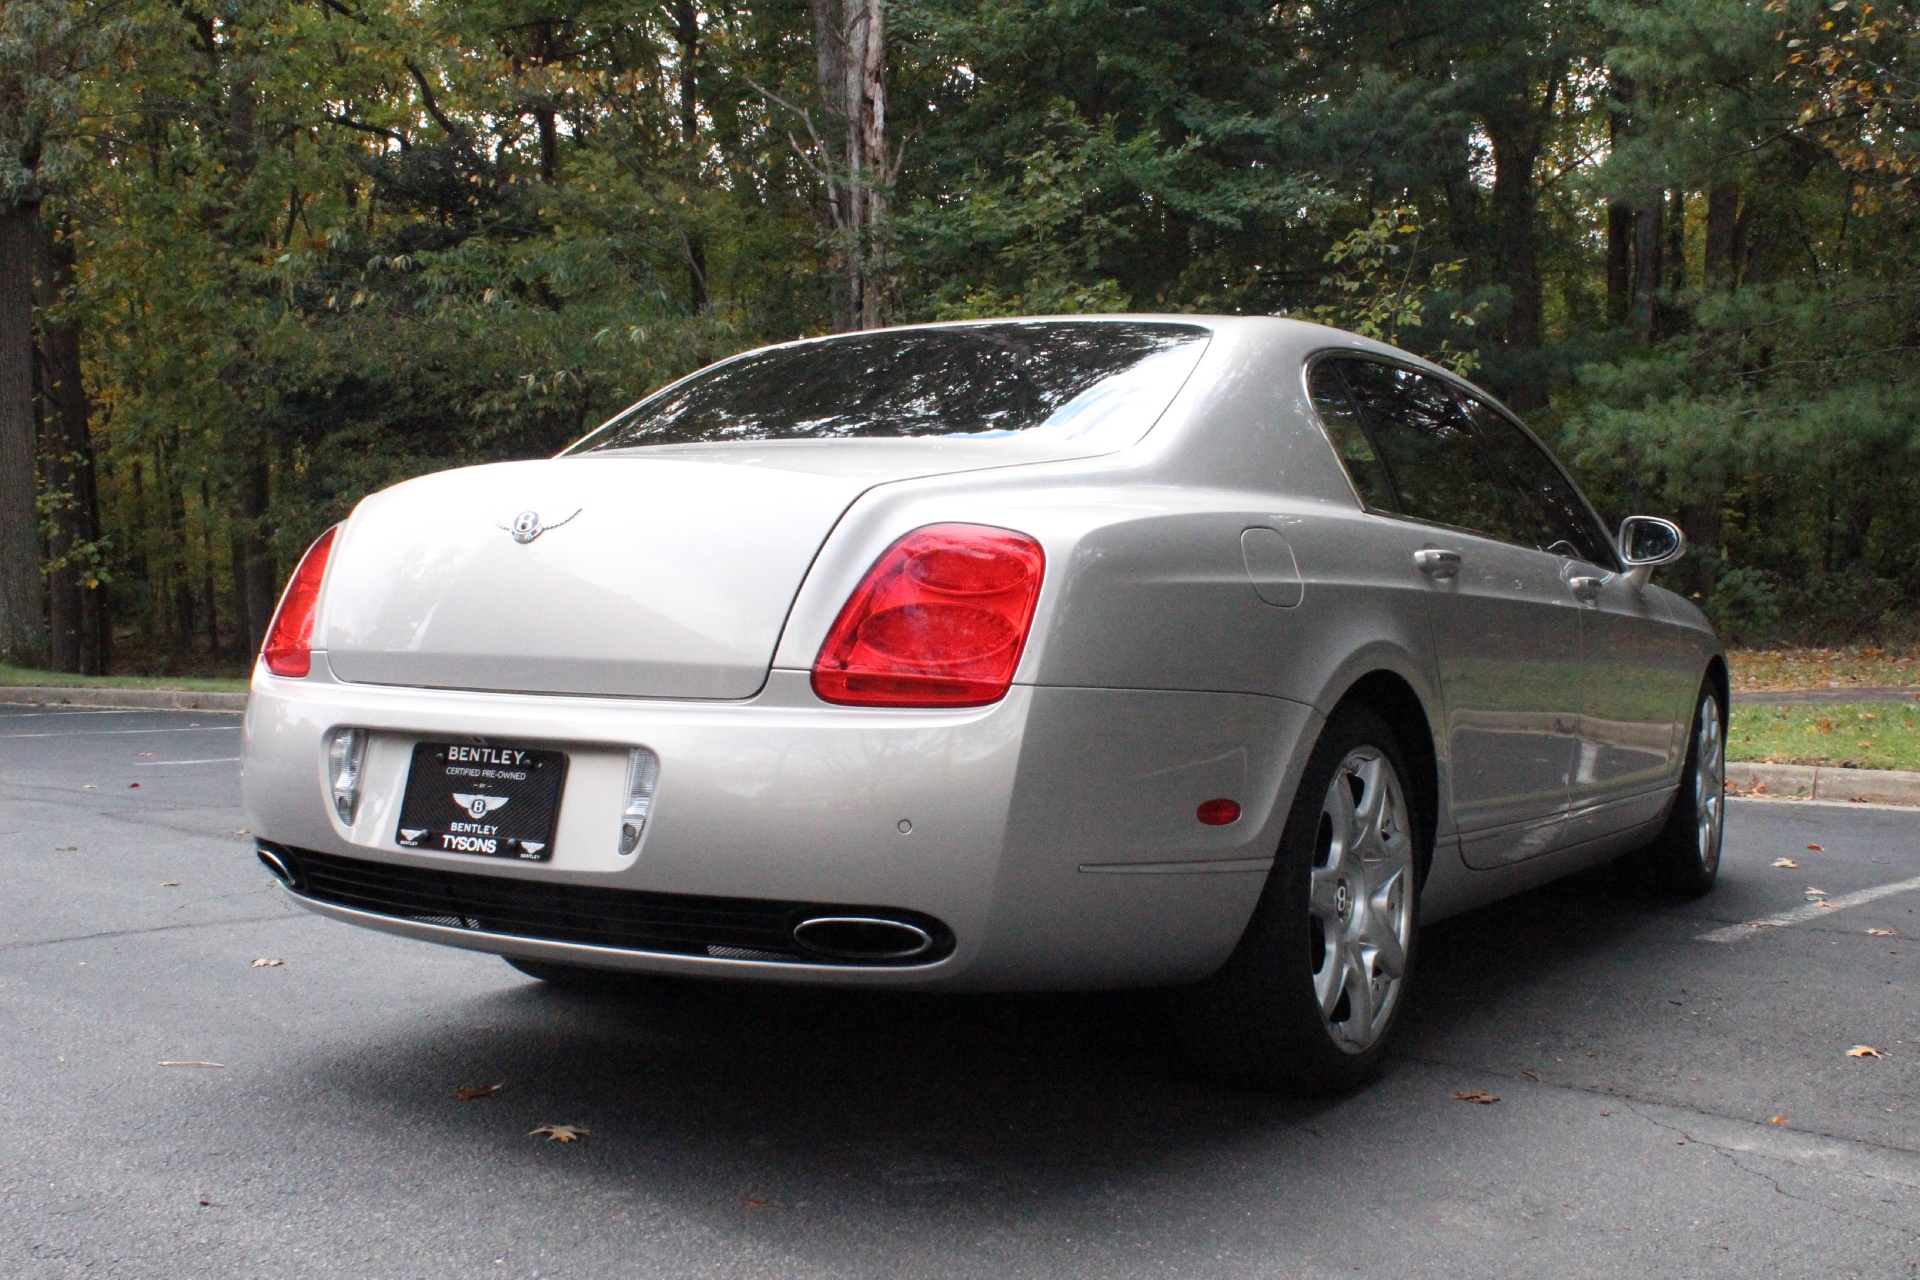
xmin=1618 ymin=679 xmax=1725 ymax=898
xmin=1174 ymin=702 xmax=1424 ymax=1093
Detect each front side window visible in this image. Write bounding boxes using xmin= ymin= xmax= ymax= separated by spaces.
xmin=1455 ymin=396 xmax=1618 ymax=568
xmin=569 ymin=321 xmax=1210 ymax=453
xmin=1331 ymin=359 xmax=1537 ymax=546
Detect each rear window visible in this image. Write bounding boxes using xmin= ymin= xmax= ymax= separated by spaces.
xmin=569 ymin=321 xmax=1210 ymax=452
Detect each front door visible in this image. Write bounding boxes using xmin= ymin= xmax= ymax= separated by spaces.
xmin=1451 ymin=394 xmax=1694 ymax=847
xmin=1320 ymin=359 xmax=1583 ymax=867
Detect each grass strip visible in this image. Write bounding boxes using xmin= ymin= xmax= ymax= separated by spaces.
xmin=1729 ymin=699 xmax=1920 ymax=771
xmin=0 ymin=664 xmax=249 ymax=693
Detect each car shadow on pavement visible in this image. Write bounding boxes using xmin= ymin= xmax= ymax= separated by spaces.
xmin=274 ymin=867 xmax=1688 ymax=1230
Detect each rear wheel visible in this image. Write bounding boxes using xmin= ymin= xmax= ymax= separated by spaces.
xmin=1175 ymin=703 xmax=1421 ymax=1093
xmin=1619 ymin=681 xmax=1725 ymax=897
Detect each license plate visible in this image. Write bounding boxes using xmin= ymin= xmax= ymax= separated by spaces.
xmin=395 ymin=742 xmax=568 ymax=862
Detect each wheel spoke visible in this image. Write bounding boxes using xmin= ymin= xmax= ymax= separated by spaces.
xmin=1341 ymin=948 xmax=1376 ymax=1038
xmin=1363 ymin=910 xmax=1407 ymax=981
xmin=1316 ymin=939 xmax=1349 ymax=1017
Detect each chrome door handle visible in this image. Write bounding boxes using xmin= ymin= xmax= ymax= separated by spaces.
xmin=1570 ymin=575 xmax=1603 ymax=602
xmin=1413 ymin=548 xmax=1462 ymax=579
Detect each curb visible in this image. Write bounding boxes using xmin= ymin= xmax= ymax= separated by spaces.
xmin=0 ymin=685 xmax=248 ymax=713
xmin=1727 ymin=761 xmax=1920 ymax=807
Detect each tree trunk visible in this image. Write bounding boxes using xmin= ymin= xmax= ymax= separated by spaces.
xmin=35 ymin=217 xmax=104 ymax=673
xmin=1606 ymin=203 xmax=1633 ymax=328
xmin=1484 ymin=103 xmax=1546 ymax=408
xmin=673 ymin=0 xmax=708 ymax=312
xmin=0 ymin=197 xmax=46 ymax=666
xmin=239 ymin=454 xmax=274 ymax=651
xmin=1631 ymin=195 xmax=1662 ymax=345
xmin=1703 ymin=181 xmax=1740 ymax=289
xmin=1665 ymin=187 xmax=1686 ymax=293
xmin=811 ymin=0 xmax=890 ymax=331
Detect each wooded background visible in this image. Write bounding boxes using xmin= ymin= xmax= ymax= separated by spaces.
xmin=0 ymin=0 xmax=1914 ymax=675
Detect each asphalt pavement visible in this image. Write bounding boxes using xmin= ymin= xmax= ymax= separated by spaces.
xmin=2 ymin=704 xmax=1917 ymax=1278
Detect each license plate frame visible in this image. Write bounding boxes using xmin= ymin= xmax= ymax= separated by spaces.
xmin=395 ymin=741 xmax=568 ymax=862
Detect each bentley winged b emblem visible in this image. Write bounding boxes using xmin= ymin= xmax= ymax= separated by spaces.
xmin=500 ymin=508 xmax=582 ymax=544
xmin=452 ymin=793 xmax=511 ymax=820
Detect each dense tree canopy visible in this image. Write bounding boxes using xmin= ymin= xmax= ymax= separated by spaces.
xmin=1 ymin=0 xmax=1916 ymax=671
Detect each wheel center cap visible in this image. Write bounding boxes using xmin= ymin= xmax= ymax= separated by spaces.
xmin=1334 ymin=879 xmax=1353 ymax=924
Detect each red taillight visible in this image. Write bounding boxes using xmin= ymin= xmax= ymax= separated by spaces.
xmin=260 ymin=526 xmax=339 ymax=678
xmin=812 ymin=524 xmax=1046 ymax=708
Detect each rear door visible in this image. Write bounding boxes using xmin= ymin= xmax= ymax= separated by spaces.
xmin=1320 ymin=358 xmax=1583 ymax=868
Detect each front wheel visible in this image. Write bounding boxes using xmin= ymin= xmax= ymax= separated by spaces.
xmin=1174 ymin=703 xmax=1422 ymax=1093
xmin=1619 ymin=680 xmax=1725 ymax=897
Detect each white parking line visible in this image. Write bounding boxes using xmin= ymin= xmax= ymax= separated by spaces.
xmin=133 ymin=757 xmax=240 ymax=766
xmin=0 ymin=725 xmax=238 ymax=740
xmin=0 ymin=708 xmax=152 ymax=718
xmin=1698 ymin=872 xmax=1920 ymax=942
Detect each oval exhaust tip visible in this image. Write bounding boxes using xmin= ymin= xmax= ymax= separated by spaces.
xmin=256 ymin=847 xmax=298 ymax=890
xmin=793 ymin=916 xmax=935 ymax=962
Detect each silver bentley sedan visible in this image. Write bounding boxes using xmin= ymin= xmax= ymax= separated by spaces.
xmin=241 ymin=315 xmax=1724 ymax=1092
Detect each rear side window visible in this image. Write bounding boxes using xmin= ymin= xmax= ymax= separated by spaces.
xmin=1308 ymin=361 xmax=1397 ymax=512
xmin=1331 ymin=359 xmax=1533 ymax=545
xmin=570 ymin=321 xmax=1210 ymax=452
xmin=1454 ymin=396 xmax=1618 ymax=568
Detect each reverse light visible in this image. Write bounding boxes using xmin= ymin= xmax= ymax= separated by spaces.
xmin=326 ymin=727 xmax=367 ymax=825
xmin=619 ymin=747 xmax=661 ymax=854
xmin=261 ymin=526 xmax=339 ymax=678
xmin=812 ymin=524 xmax=1046 ymax=708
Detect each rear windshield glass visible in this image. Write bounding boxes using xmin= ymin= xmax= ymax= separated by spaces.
xmin=568 ymin=321 xmax=1210 ymax=452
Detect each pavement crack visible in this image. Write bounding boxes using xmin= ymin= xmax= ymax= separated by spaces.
xmin=1623 ymin=1102 xmax=1920 ymax=1242
xmin=0 ymin=912 xmax=296 ymax=953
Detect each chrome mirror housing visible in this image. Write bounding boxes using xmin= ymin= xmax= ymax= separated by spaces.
xmin=1617 ymin=515 xmax=1685 ymax=588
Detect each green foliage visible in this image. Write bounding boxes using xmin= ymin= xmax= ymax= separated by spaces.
xmin=25 ymin=0 xmax=1920 ymax=670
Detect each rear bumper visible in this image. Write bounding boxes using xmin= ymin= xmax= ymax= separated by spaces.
xmin=242 ymin=664 xmax=1315 ymax=989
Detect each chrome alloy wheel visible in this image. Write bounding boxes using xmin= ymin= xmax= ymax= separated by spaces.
xmin=1308 ymin=747 xmax=1415 ymax=1053
xmin=1695 ymin=693 xmax=1726 ymax=874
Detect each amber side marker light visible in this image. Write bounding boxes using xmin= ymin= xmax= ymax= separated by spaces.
xmin=261 ymin=526 xmax=339 ymax=678
xmin=1196 ymin=798 xmax=1242 ymax=826
xmin=813 ymin=524 xmax=1046 ymax=708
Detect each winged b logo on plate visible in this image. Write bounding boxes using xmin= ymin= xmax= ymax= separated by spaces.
xmin=453 ymin=793 xmax=511 ymax=820
xmin=500 ymin=508 xmax=582 ymax=544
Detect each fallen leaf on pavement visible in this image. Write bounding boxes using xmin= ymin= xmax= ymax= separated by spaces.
xmin=157 ymin=1060 xmax=225 ymax=1068
xmin=128 ymin=782 xmax=139 ymax=788
xmin=530 ymin=1124 xmax=588 ymax=1143
xmin=455 ymin=1082 xmax=504 ymax=1101
xmin=1847 ymin=1045 xmax=1888 ymax=1058
xmin=160 ymin=881 xmax=179 ymax=887
xmin=1807 ymin=844 xmax=1823 ymax=851
xmin=54 ymin=845 xmax=76 ymax=851
xmin=1868 ymin=928 xmax=1897 ymax=937
xmin=250 ymin=958 xmax=283 ymax=968
xmin=1772 ymin=858 xmax=1798 ymax=868
xmin=1771 ymin=1116 xmax=1787 ymax=1124
xmin=1453 ymin=1090 xmax=1499 ymax=1104
xmin=743 ymin=1195 xmax=769 ymax=1208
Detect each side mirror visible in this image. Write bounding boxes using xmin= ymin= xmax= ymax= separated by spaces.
xmin=1617 ymin=515 xmax=1685 ymax=589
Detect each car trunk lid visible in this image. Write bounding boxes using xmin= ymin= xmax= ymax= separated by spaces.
xmin=317 ymin=441 xmax=1063 ymax=699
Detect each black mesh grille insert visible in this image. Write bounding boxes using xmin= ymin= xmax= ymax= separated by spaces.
xmin=267 ymin=843 xmax=954 ymax=967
